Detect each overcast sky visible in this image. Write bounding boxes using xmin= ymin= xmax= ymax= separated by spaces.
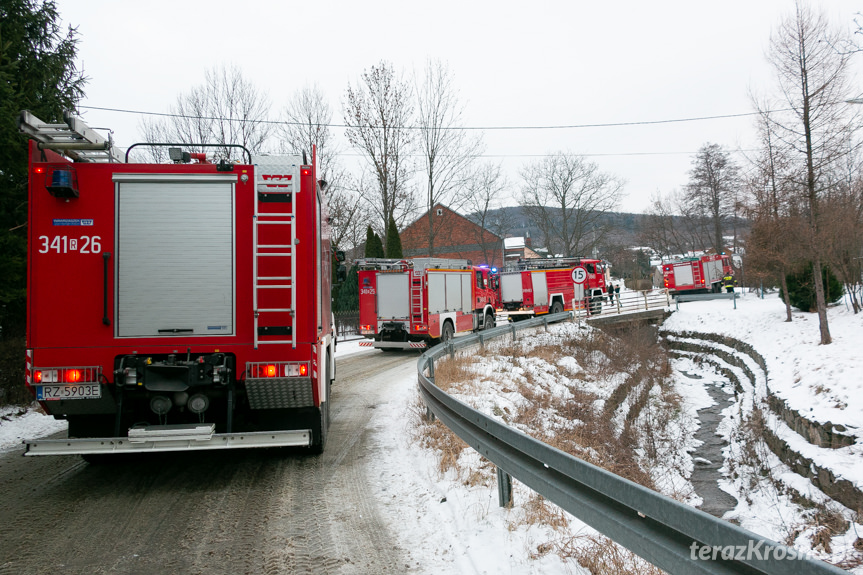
xmin=58 ymin=1 xmax=862 ymax=214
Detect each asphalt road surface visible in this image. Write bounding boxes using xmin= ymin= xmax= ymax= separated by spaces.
xmin=0 ymin=350 xmax=418 ymax=575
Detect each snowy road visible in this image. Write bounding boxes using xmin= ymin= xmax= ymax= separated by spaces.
xmin=0 ymin=349 xmax=418 ymax=575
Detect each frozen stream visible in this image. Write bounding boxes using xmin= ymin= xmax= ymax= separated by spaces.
xmin=681 ymin=370 xmax=739 ymax=518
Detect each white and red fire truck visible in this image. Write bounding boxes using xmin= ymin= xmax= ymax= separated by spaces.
xmin=661 ymin=254 xmax=733 ymax=295
xmin=357 ymin=258 xmax=499 ymax=350
xmin=20 ymin=111 xmax=335 ymax=457
xmin=499 ymin=258 xmax=609 ymax=318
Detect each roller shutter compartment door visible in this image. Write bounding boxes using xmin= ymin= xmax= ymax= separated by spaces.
xmin=116 ymin=179 xmax=235 ymax=338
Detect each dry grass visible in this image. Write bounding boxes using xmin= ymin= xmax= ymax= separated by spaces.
xmin=415 ymin=323 xmax=688 ymax=571
xmin=553 ymin=534 xmax=667 ymax=575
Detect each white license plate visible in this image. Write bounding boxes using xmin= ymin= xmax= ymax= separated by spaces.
xmin=37 ymin=384 xmax=101 ymax=400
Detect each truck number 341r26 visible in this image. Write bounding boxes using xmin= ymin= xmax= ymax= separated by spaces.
xmin=38 ymin=235 xmax=102 ymax=254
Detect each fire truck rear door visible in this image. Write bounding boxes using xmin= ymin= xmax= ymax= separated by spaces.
xmin=673 ymin=264 xmax=694 ymax=287
xmin=114 ymin=174 xmax=236 ymax=337
xmin=377 ymin=273 xmax=409 ymax=319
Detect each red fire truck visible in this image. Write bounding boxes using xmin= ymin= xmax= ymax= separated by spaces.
xmin=500 ymin=258 xmax=609 ymax=318
xmin=20 ymin=111 xmax=335 ymax=457
xmin=662 ymin=254 xmax=732 ymax=294
xmin=357 ymin=258 xmax=499 ymax=350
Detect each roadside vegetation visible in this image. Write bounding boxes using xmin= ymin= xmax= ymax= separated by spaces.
xmin=412 ymin=322 xmax=683 ymax=575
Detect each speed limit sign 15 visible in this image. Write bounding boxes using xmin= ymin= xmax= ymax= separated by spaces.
xmin=571 ymin=266 xmax=587 ymax=284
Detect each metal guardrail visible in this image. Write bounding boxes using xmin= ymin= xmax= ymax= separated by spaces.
xmin=674 ymin=291 xmax=738 ymax=310
xmin=416 ymin=313 xmax=844 ymax=575
xmin=577 ymin=289 xmax=672 ymax=319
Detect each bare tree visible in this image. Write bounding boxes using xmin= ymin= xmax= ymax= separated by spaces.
xmin=139 ymin=64 xmax=272 ymax=162
xmin=744 ymin=105 xmax=804 ymax=321
xmin=463 ymin=162 xmax=512 ymax=266
xmin=276 ymin=84 xmax=361 ymax=251
xmin=821 ymin=147 xmax=863 ymax=313
xmin=685 ymin=143 xmax=740 ymax=255
xmin=343 ymin=61 xmax=416 ymax=243
xmin=761 ymin=2 xmax=857 ymax=344
xmin=277 ymin=85 xmax=337 ymax=175
xmin=415 ymin=59 xmax=484 ymax=255
xmin=519 ymin=152 xmax=624 ymax=258
xmin=638 ymin=192 xmax=700 ymax=259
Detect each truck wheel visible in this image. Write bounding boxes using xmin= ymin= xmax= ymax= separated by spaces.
xmin=551 ymin=301 xmax=563 ymax=315
xmin=441 ymin=321 xmax=454 ymax=343
xmin=309 ymin=355 xmax=331 ymax=454
xmin=484 ymin=312 xmax=495 ymax=330
xmin=589 ymin=298 xmax=602 ymax=315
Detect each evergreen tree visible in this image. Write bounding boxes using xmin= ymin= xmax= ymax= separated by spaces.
xmin=0 ymin=0 xmax=87 ymax=337
xmin=335 ymin=264 xmax=359 ymax=312
xmin=385 ymin=215 xmax=403 ymax=258
xmin=364 ymin=225 xmax=384 ymax=258
xmin=781 ymin=262 xmax=843 ymax=312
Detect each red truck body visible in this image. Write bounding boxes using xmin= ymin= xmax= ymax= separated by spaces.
xmin=662 ymin=254 xmax=733 ymax=294
xmin=21 ymin=112 xmax=334 ymax=456
xmin=357 ymin=258 xmax=499 ymax=349
xmin=499 ymin=258 xmax=609 ymax=317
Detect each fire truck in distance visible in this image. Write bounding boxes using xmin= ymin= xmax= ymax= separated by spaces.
xmin=662 ymin=254 xmax=733 ymax=295
xmin=357 ymin=258 xmax=499 ymax=350
xmin=20 ymin=111 xmax=335 ymax=457
xmin=499 ymin=258 xmax=610 ymax=318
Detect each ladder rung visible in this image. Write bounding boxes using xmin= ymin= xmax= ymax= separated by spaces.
xmin=258 ymin=276 xmax=292 ymax=280
xmin=256 ymin=219 xmax=293 ymax=224
xmin=255 ymin=253 xmax=292 ymax=257
xmin=258 ymin=244 xmax=293 ymax=249
xmin=256 ymin=285 xmax=293 ymax=289
xmin=257 ymin=308 xmax=293 ymax=313
xmin=255 ymin=339 xmax=294 ymax=344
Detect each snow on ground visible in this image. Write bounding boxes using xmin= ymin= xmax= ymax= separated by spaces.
xmin=666 ymin=292 xmax=863 ymax=570
xmin=664 ymin=291 xmax=863 ymax=434
xmin=4 ymin=296 xmax=862 ymax=572
xmin=0 ymin=404 xmax=66 ymax=452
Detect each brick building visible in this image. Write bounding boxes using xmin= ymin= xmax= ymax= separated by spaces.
xmin=400 ymin=204 xmax=503 ymax=268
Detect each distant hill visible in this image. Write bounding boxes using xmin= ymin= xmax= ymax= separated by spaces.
xmin=470 ymin=206 xmax=648 ymax=248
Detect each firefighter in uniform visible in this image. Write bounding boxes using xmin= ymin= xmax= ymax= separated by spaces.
xmin=724 ymin=275 xmax=735 ymax=293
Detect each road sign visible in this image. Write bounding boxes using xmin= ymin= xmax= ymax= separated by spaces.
xmin=571 ymin=266 xmax=587 ymax=284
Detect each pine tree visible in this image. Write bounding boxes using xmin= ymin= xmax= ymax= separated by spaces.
xmin=0 ymin=0 xmax=87 ymax=337
xmin=364 ymin=225 xmax=384 ymax=258
xmin=385 ymin=216 xmax=403 ymax=258
xmin=781 ymin=262 xmax=843 ymax=312
xmin=334 ymin=265 xmax=359 ymax=312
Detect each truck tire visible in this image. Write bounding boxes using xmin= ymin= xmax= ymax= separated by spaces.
xmin=441 ymin=321 xmax=454 ymax=344
xmin=484 ymin=312 xmax=495 ymax=330
xmin=589 ymin=297 xmax=602 ymax=315
xmin=309 ymin=355 xmax=331 ymax=454
xmin=551 ymin=301 xmax=563 ymax=315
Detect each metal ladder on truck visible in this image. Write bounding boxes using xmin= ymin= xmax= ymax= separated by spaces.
xmin=410 ymin=272 xmax=424 ymax=323
xmin=253 ymin=158 xmax=299 ymax=349
xmin=18 ymin=110 xmax=124 ymax=162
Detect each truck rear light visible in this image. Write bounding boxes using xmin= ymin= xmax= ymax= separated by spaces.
xmin=415 ymin=325 xmax=428 ymax=331
xmin=34 ymin=366 xmax=100 ymax=384
xmin=247 ymin=361 xmax=309 ymax=378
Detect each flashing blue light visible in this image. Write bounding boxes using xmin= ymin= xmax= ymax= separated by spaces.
xmin=491 ymin=267 xmax=498 ymax=273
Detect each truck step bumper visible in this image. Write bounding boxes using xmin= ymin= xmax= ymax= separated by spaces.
xmin=24 ymin=424 xmax=311 ymax=456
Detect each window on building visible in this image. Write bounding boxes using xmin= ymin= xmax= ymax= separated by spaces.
xmin=436 ymin=208 xmax=443 ymax=216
